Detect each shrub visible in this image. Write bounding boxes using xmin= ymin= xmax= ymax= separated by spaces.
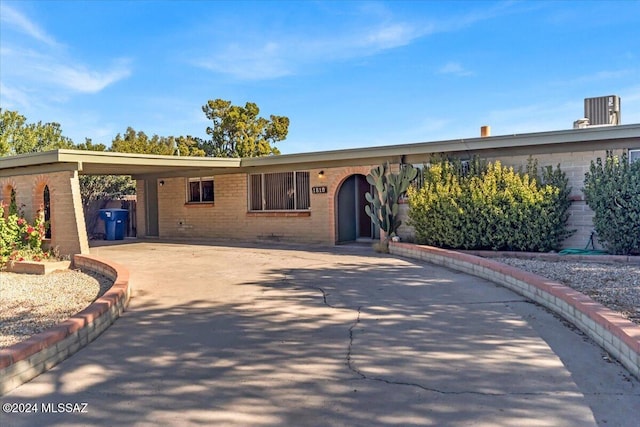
xmin=583 ymin=153 xmax=640 ymax=255
xmin=407 ymin=158 xmax=573 ymax=252
xmin=526 ymin=158 xmax=574 ymax=248
xmin=407 ymin=161 xmax=468 ymax=248
xmin=0 ymin=203 xmax=48 ymax=268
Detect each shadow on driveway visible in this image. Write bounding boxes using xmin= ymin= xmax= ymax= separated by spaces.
xmin=2 ymin=241 xmax=638 ymax=426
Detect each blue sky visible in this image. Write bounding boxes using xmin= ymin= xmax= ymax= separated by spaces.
xmin=1 ymin=1 xmax=639 ymax=154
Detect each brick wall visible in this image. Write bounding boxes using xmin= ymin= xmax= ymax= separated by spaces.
xmin=153 ymin=165 xmax=377 ymax=245
xmin=141 ymin=147 xmax=635 ymax=249
xmin=0 ymin=171 xmax=89 ymax=255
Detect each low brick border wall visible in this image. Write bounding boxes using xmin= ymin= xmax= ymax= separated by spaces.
xmin=0 ymin=255 xmax=131 ymax=395
xmin=389 ymin=242 xmax=640 ymax=379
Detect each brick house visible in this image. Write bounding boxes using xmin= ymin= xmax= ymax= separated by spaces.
xmin=1 ymin=124 xmax=639 ymax=256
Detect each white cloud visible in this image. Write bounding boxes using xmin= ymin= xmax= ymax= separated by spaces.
xmin=438 ymin=62 xmax=474 ymax=77
xmin=46 ymin=61 xmax=132 ymax=94
xmin=360 ymin=22 xmax=426 ymax=50
xmin=0 ymin=3 xmax=59 ymax=47
xmin=2 ymin=47 xmax=132 ymax=94
xmin=195 ymin=42 xmax=292 ymax=80
xmin=189 ymin=1 xmax=518 ymax=81
xmin=0 ymin=5 xmax=132 ymax=103
xmin=0 ymin=82 xmax=31 ymax=109
xmin=192 ymin=19 xmax=425 ymax=80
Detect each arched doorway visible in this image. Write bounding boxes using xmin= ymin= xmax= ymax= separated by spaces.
xmin=336 ymin=174 xmax=376 ymax=243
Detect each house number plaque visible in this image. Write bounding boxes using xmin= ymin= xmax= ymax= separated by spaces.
xmin=312 ymin=186 xmax=328 ymax=194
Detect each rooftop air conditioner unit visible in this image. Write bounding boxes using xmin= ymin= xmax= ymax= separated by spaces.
xmin=584 ymin=95 xmax=621 ymax=126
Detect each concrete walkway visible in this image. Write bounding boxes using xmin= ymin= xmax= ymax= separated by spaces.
xmin=2 ymin=241 xmax=638 ymax=426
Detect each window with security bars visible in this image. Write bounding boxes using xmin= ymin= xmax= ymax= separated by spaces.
xmin=187 ymin=177 xmax=214 ymax=203
xmin=249 ymin=171 xmax=310 ymax=211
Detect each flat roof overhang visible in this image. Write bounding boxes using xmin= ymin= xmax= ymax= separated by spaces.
xmin=1 ymin=124 xmax=639 ymax=178
xmin=0 ymin=150 xmax=242 ymax=178
xmin=241 ymin=124 xmax=640 ymax=171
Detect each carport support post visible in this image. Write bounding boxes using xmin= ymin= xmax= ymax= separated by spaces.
xmin=50 ymin=170 xmax=90 ymax=256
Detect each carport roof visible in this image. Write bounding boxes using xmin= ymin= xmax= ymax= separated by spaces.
xmin=0 ymin=150 xmax=242 ymax=177
xmin=1 ymin=123 xmax=639 ymax=178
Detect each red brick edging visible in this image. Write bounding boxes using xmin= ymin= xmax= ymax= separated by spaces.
xmin=0 ymin=255 xmax=131 ymax=395
xmin=389 ymin=242 xmax=640 ymax=380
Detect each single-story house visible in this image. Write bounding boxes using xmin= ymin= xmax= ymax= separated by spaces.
xmin=1 ymin=124 xmax=639 ymax=256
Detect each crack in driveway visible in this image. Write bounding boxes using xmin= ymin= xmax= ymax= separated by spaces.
xmin=283 ymin=272 xmax=638 ymax=399
xmin=343 ymin=303 xmax=539 ymax=396
xmin=295 ymin=277 xmax=556 ymax=397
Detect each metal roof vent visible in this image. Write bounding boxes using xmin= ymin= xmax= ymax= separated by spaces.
xmin=573 ymin=118 xmax=590 ymax=129
xmin=584 ymin=95 xmax=621 ymax=126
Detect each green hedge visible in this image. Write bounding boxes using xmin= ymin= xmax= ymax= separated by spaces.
xmin=407 ymin=158 xmax=573 ymax=252
xmin=583 ymin=153 xmax=640 ymax=255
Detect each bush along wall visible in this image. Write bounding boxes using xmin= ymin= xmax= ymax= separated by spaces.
xmin=0 ymin=203 xmax=49 ymax=268
xmin=407 ymin=157 xmax=573 ymax=252
xmin=583 ymin=153 xmax=640 ymax=255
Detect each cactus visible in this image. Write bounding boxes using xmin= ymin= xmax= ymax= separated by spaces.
xmin=365 ymin=162 xmax=418 ymax=240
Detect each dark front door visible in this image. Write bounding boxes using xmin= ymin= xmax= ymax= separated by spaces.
xmin=337 ymin=174 xmax=373 ymax=243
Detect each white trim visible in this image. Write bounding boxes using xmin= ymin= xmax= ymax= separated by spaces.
xmin=186 ymin=177 xmax=215 ymax=203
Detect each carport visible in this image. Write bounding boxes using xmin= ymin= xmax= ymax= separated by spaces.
xmin=0 ymin=150 xmax=241 ymax=255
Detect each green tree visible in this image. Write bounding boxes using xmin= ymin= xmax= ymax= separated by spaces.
xmin=583 ymin=153 xmax=640 ymax=254
xmin=0 ymin=109 xmax=73 ymax=156
xmin=110 ymin=127 xmax=205 ymax=156
xmin=166 ymin=135 xmax=206 ymax=157
xmin=75 ymin=138 xmax=108 ymax=152
xmin=201 ymin=99 xmax=289 ymax=157
xmin=111 ymin=127 xmax=174 ymax=155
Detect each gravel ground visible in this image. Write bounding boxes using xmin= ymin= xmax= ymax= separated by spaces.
xmin=495 ymin=258 xmax=640 ymax=325
xmin=0 ymin=269 xmax=113 ymax=348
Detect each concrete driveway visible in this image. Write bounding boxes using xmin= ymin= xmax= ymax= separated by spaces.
xmin=2 ymin=241 xmax=638 ymax=426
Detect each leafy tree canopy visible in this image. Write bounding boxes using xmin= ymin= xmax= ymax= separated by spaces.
xmin=169 ymin=135 xmax=206 ymax=157
xmin=0 ymin=109 xmax=73 ymax=156
xmin=110 ymin=127 xmax=205 ymax=157
xmin=75 ymin=138 xmax=108 ymax=152
xmin=201 ymin=99 xmax=289 ymax=158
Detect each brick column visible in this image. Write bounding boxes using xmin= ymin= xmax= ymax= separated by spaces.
xmin=50 ymin=171 xmax=89 ymax=255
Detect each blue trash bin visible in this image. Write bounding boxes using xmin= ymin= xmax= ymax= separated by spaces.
xmin=99 ymin=209 xmax=128 ymax=240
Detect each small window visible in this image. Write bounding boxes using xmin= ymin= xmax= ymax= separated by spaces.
xmin=249 ymin=171 xmax=310 ymax=211
xmin=43 ymin=185 xmax=51 ymax=238
xmin=629 ymin=149 xmax=640 ymax=164
xmin=187 ymin=177 xmax=214 ymax=203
